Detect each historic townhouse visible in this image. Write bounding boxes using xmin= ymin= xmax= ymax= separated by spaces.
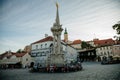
xmin=30 ymin=35 xmax=54 ymax=66
xmin=94 ymin=38 xmax=115 ymax=61
xmin=70 ymin=39 xmax=82 ymax=50
xmin=0 ymin=51 xmax=32 ymax=68
xmin=112 ymin=44 xmax=120 ymax=59
xmin=30 ymin=35 xmax=78 ymax=66
xmin=96 ymin=45 xmax=113 ymax=61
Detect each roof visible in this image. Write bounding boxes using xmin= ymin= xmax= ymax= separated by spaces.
xmin=64 ymin=28 xmax=68 ymax=34
xmin=32 ymin=36 xmax=53 ymax=44
xmin=94 ymin=38 xmax=115 ymax=46
xmin=12 ymin=53 xmax=27 ymax=57
xmin=78 ymin=48 xmax=95 ymax=53
xmin=0 ymin=52 xmax=13 ymax=59
xmin=115 ymin=40 xmax=120 ymax=44
xmin=0 ymin=52 xmax=27 ymax=59
xmin=70 ymin=39 xmax=82 ymax=45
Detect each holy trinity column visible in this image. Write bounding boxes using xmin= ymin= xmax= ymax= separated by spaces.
xmin=50 ymin=2 xmax=65 ymax=65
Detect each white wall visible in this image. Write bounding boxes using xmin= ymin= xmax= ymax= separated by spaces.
xmin=21 ymin=53 xmax=32 ymax=68
xmin=96 ymin=45 xmax=113 ymax=60
xmin=31 ymin=41 xmax=53 ymax=66
xmin=31 ymin=41 xmax=53 ymax=50
xmin=62 ymin=43 xmax=78 ymax=63
xmin=31 ymin=41 xmax=78 ymax=66
xmin=71 ymin=44 xmax=81 ymax=49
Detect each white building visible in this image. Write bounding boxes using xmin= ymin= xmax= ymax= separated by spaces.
xmin=92 ymin=38 xmax=115 ymax=61
xmin=62 ymin=42 xmax=78 ymax=63
xmin=30 ymin=36 xmax=78 ymax=66
xmin=96 ymin=45 xmax=113 ymax=61
xmin=31 ymin=36 xmax=54 ymax=66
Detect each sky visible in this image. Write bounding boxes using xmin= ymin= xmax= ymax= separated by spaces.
xmin=0 ymin=0 xmax=120 ymax=54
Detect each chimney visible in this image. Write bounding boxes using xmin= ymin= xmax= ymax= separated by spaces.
xmin=45 ymin=34 xmax=48 ymax=38
xmin=8 ymin=50 xmax=11 ymax=56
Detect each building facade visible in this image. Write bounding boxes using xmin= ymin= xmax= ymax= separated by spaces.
xmin=96 ymin=45 xmax=113 ymax=61
xmin=70 ymin=39 xmax=82 ymax=50
xmin=78 ymin=49 xmax=96 ymax=62
xmin=0 ymin=51 xmax=32 ymax=68
xmin=30 ymin=36 xmax=53 ymax=66
xmin=112 ymin=44 xmax=120 ymax=59
xmin=94 ymin=38 xmax=115 ymax=61
xmin=30 ymin=36 xmax=78 ymax=67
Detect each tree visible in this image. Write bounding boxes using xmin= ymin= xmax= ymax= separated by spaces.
xmin=81 ymin=41 xmax=93 ymax=49
xmin=16 ymin=49 xmax=22 ymax=53
xmin=16 ymin=49 xmax=25 ymax=53
xmin=113 ymin=21 xmax=120 ymax=41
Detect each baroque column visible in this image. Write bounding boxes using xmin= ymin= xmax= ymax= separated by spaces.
xmin=50 ymin=2 xmax=65 ymax=65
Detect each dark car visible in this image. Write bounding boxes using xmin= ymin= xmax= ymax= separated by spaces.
xmin=101 ymin=60 xmax=120 ymax=65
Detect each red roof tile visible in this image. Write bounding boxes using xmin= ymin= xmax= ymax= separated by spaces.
xmin=0 ymin=52 xmax=27 ymax=59
xmin=32 ymin=36 xmax=53 ymax=44
xmin=12 ymin=53 xmax=27 ymax=57
xmin=115 ymin=40 xmax=120 ymax=44
xmin=71 ymin=39 xmax=81 ymax=45
xmin=94 ymin=38 xmax=115 ymax=46
xmin=0 ymin=52 xmax=13 ymax=59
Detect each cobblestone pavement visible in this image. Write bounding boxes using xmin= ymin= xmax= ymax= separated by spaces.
xmin=0 ymin=62 xmax=120 ymax=80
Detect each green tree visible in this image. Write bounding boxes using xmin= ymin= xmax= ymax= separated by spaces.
xmin=16 ymin=49 xmax=23 ymax=53
xmin=81 ymin=41 xmax=93 ymax=49
xmin=113 ymin=21 xmax=120 ymax=41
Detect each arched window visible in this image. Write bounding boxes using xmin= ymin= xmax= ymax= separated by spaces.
xmin=50 ymin=43 xmax=53 ymax=53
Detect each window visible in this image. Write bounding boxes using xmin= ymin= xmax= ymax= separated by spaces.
xmin=106 ymin=46 xmax=108 ymax=49
xmin=108 ymin=51 xmax=109 ymax=55
xmin=45 ymin=44 xmax=47 ymax=48
xmin=41 ymin=44 xmax=43 ymax=48
xmin=26 ymin=58 xmax=28 ymax=61
xmin=88 ymin=52 xmax=90 ymax=56
xmin=42 ymin=53 xmax=46 ymax=56
xmin=110 ymin=46 xmax=112 ymax=49
xmin=37 ymin=53 xmax=41 ymax=56
xmin=36 ymin=45 xmax=38 ymax=49
xmin=104 ymin=52 xmax=106 ymax=55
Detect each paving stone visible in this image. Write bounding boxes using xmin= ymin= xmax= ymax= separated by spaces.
xmin=0 ymin=62 xmax=120 ymax=80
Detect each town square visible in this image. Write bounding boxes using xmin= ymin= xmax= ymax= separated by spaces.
xmin=0 ymin=0 xmax=120 ymax=80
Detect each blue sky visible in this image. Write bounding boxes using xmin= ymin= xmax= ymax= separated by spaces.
xmin=0 ymin=0 xmax=120 ymax=54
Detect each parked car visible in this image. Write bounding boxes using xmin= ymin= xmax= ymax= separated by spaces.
xmin=101 ymin=60 xmax=120 ymax=64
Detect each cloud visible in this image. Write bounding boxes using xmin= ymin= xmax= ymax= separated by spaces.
xmin=0 ymin=0 xmax=120 ymax=54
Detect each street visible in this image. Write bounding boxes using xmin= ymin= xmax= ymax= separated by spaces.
xmin=0 ymin=62 xmax=120 ymax=80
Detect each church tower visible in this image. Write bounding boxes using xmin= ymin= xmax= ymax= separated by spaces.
xmin=64 ymin=28 xmax=68 ymax=42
